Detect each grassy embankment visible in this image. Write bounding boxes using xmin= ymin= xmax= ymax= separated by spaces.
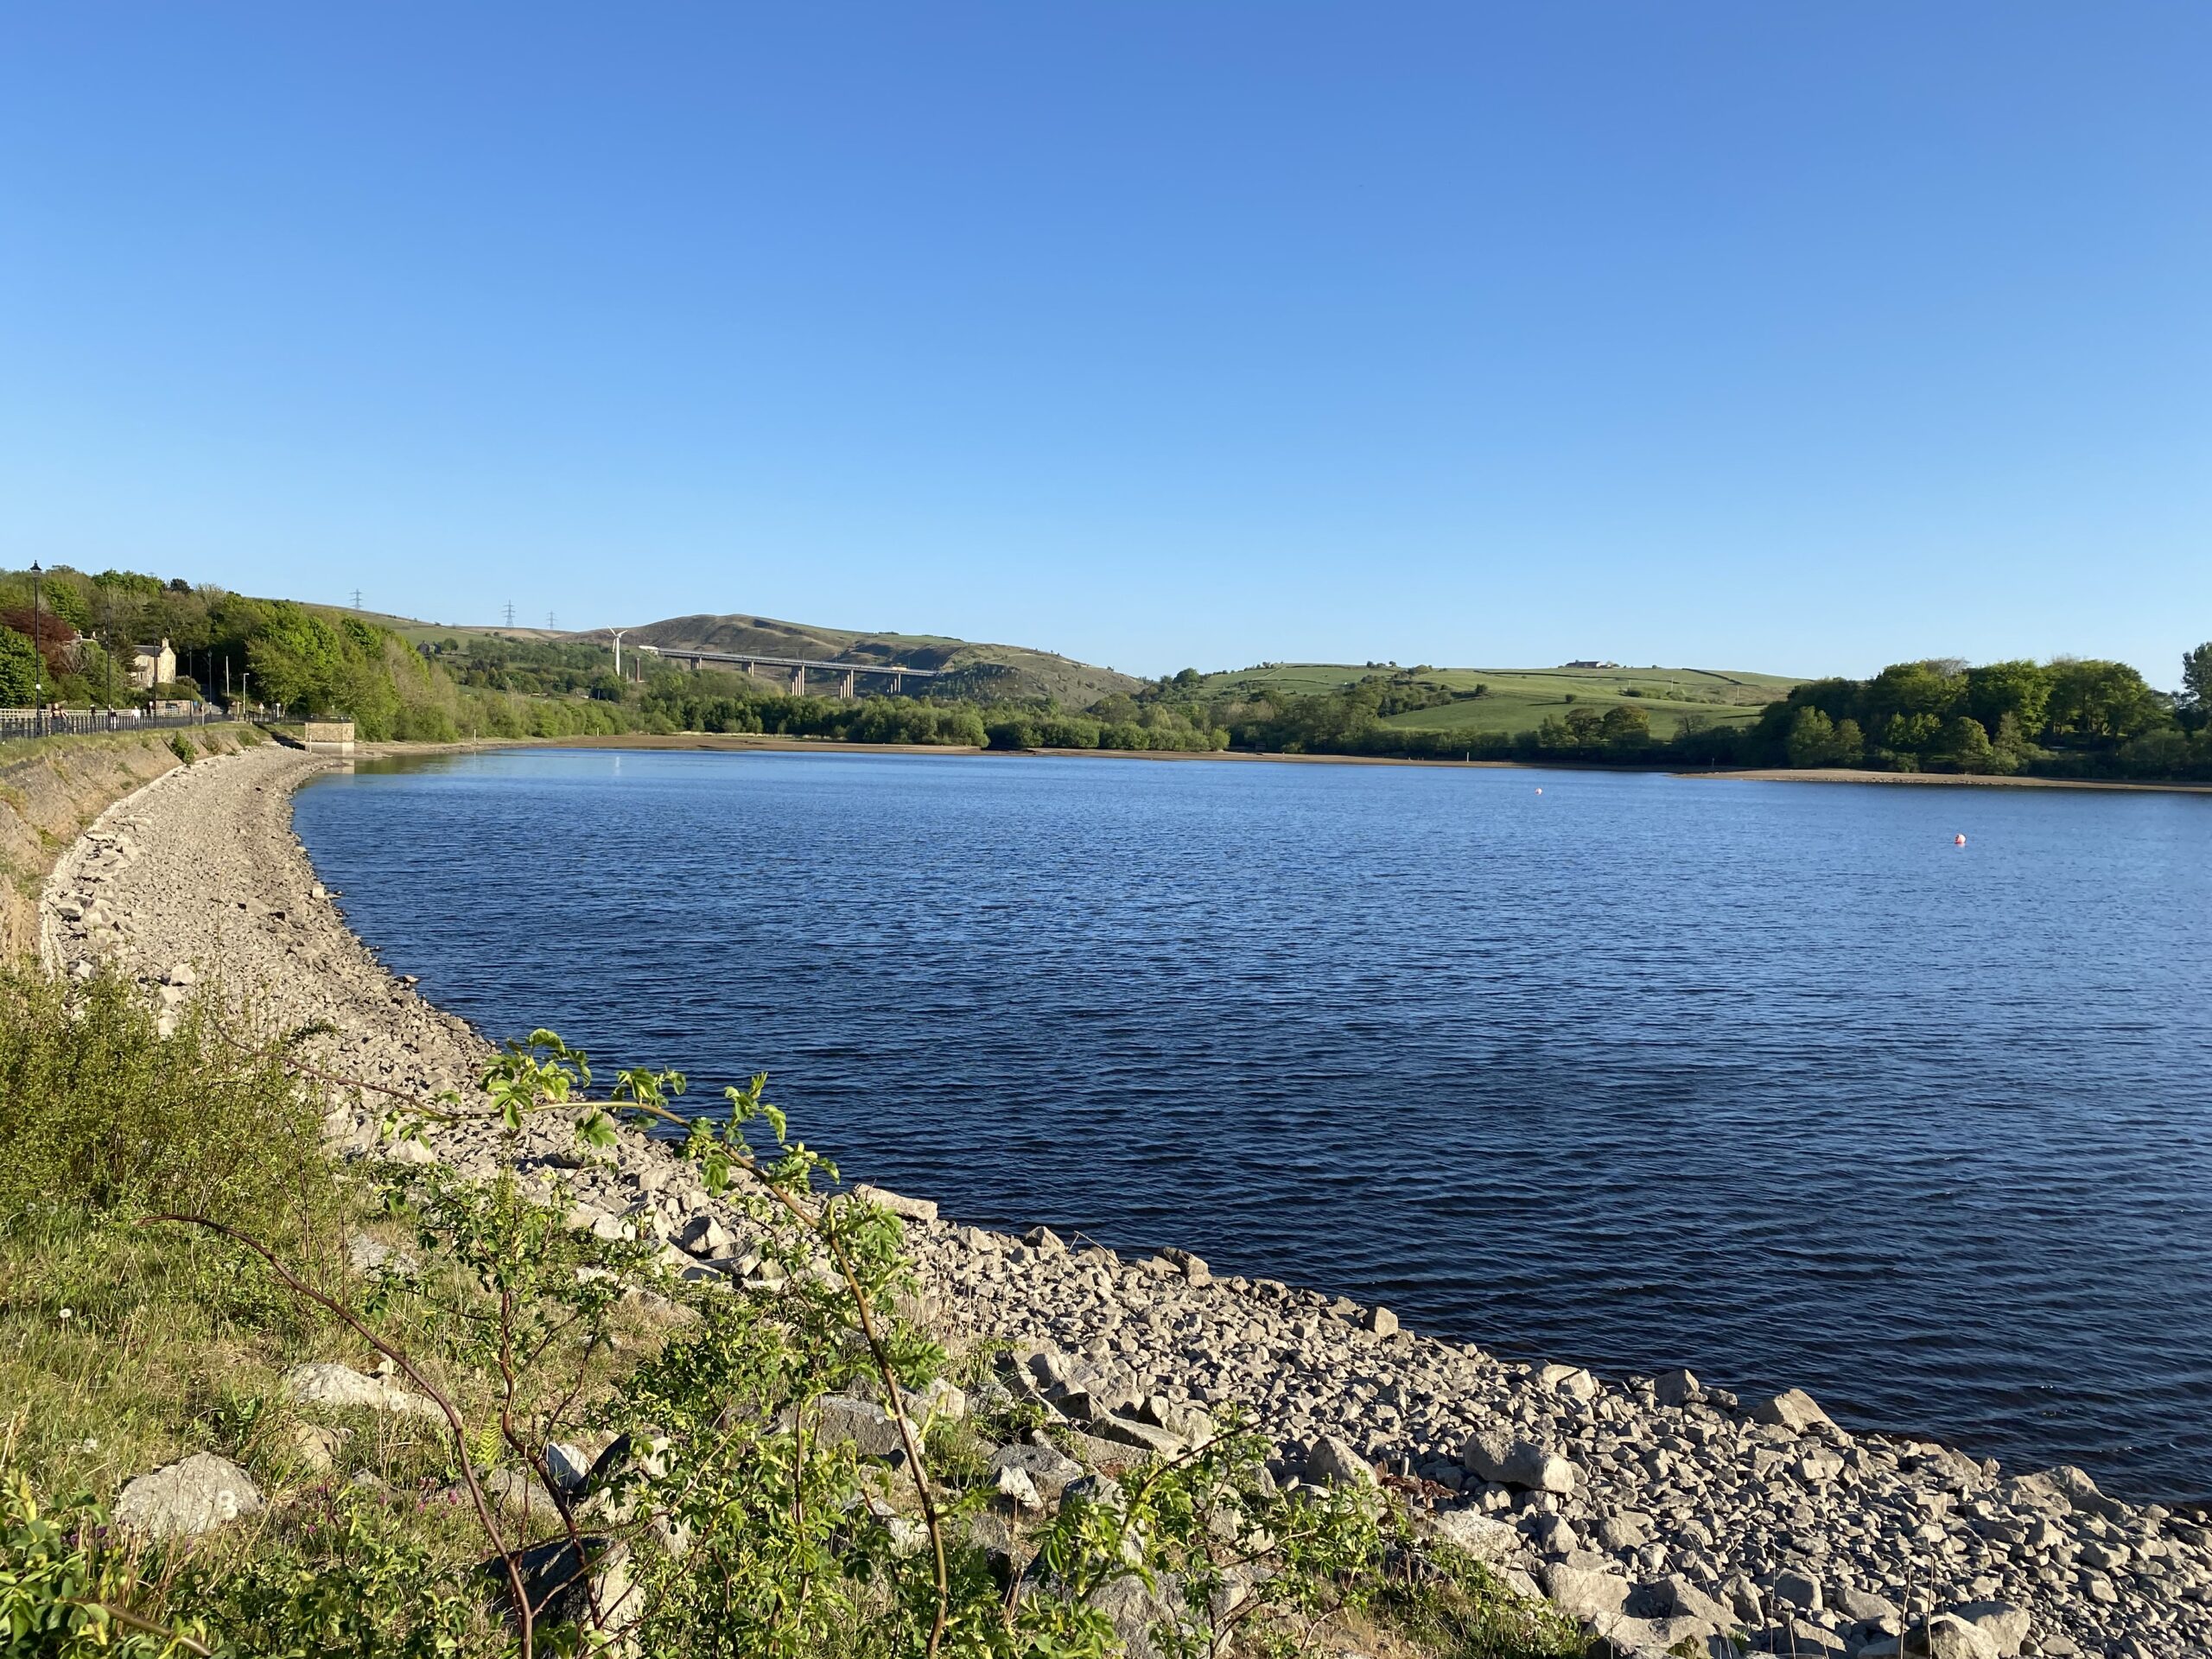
xmin=1196 ymin=664 xmax=1800 ymax=741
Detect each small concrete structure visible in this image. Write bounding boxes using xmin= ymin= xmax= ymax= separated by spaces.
xmin=303 ymin=720 xmax=355 ymax=755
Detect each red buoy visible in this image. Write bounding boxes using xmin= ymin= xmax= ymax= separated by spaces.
xmin=1955 ymin=834 xmax=1967 ymax=848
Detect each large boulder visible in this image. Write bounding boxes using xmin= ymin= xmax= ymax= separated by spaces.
xmin=1537 ymin=1363 xmax=1599 ymax=1401
xmin=1304 ymin=1434 xmax=1375 ymax=1489
xmin=1091 ymin=1414 xmax=1186 ymax=1459
xmin=1461 ymin=1429 xmax=1577 ymax=1494
xmin=851 ymin=1184 xmax=938 ymax=1224
xmin=283 ymin=1361 xmax=439 ymax=1419
xmin=810 ymin=1394 xmax=906 ymax=1458
xmin=1626 ymin=1573 xmax=1733 ymax=1628
xmin=1747 ymin=1387 xmax=1834 ymax=1434
xmin=1084 ymin=1572 xmax=1185 ymax=1659
xmin=1538 ymin=1557 xmax=1630 ymax=1624
xmin=115 ymin=1453 xmax=263 ymax=1537
xmin=1429 ymin=1507 xmax=1521 ymax=1562
xmin=1950 ymin=1602 xmax=2031 ymax=1657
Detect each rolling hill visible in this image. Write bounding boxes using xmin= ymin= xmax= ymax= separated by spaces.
xmin=1196 ymin=662 xmax=1802 ymax=738
xmin=378 ymin=610 xmax=1143 ymax=707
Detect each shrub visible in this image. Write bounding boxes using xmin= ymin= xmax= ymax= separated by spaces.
xmin=168 ymin=732 xmax=195 ymax=766
xmin=0 ymin=969 xmax=330 ymax=1233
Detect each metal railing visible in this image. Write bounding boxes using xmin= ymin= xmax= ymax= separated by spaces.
xmin=0 ymin=709 xmax=242 ymax=742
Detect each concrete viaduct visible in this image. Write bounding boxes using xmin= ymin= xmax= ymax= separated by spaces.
xmin=629 ymin=643 xmax=942 ymax=700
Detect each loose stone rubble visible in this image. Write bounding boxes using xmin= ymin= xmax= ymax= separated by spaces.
xmin=43 ymin=746 xmax=2212 ymax=1659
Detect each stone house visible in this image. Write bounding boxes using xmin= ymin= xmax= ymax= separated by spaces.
xmin=130 ymin=638 xmax=176 ymax=690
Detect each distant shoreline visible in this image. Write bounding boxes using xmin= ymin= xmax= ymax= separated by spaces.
xmin=1700 ymin=766 xmax=2212 ymax=797
xmin=356 ymin=732 xmax=2212 ymax=795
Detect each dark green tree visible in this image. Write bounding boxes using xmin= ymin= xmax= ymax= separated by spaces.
xmin=2045 ymin=658 xmax=2165 ymax=744
xmin=1786 ymin=708 xmax=1837 ymax=767
xmin=0 ymin=626 xmax=36 ymax=705
xmin=2181 ymin=642 xmax=2212 ymax=729
xmin=1964 ymin=659 xmax=2051 ymax=739
xmin=1940 ymin=715 xmax=1996 ymax=773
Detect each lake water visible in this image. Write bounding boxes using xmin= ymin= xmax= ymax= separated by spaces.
xmin=294 ymin=747 xmax=2212 ymax=1500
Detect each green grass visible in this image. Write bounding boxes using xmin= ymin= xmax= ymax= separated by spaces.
xmin=1199 ymin=662 xmax=1802 ymax=738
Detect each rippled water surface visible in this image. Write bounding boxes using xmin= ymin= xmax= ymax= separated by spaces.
xmin=295 ymin=748 xmax=2212 ymax=1498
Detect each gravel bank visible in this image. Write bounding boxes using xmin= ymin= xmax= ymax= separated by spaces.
xmin=41 ymin=744 xmax=2212 ymax=1659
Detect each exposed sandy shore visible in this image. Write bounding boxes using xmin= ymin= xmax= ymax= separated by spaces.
xmin=1696 ymin=768 xmax=2212 ymax=797
xmin=38 ymin=744 xmax=2212 ymax=1658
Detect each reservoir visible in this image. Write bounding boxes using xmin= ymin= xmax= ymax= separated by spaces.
xmin=295 ymin=747 xmax=2212 ymax=1499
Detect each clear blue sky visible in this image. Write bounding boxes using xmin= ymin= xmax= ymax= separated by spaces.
xmin=2 ymin=5 xmax=2205 ymax=683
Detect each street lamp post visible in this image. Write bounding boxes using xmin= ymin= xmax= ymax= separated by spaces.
xmin=29 ymin=563 xmax=42 ymax=736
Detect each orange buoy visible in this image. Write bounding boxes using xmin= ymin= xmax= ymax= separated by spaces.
xmin=1955 ymin=834 xmax=1967 ymax=847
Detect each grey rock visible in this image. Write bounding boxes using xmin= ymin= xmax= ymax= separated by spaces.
xmin=1306 ymin=1433 xmax=1375 ymax=1488
xmin=1835 ymin=1583 xmax=1899 ymax=1624
xmin=1158 ymin=1248 xmax=1210 ymax=1286
xmin=1429 ymin=1507 xmax=1521 ymax=1562
xmin=1949 ymin=1600 xmax=2030 ymax=1656
xmin=677 ymin=1213 xmax=733 ymax=1257
xmin=1536 ymin=1363 xmax=1599 ymax=1401
xmin=1524 ymin=1510 xmax=1579 ymax=1555
xmin=115 ymin=1453 xmax=263 ymax=1537
xmin=283 ymin=1361 xmax=440 ymax=1418
xmin=1771 ymin=1567 xmax=1822 ymax=1611
xmin=1364 ymin=1305 xmax=1398 ymax=1338
xmin=278 ymin=1422 xmax=343 ymax=1473
xmin=345 ymin=1233 xmax=416 ymax=1276
xmin=1628 ymin=1573 xmax=1733 ymax=1627
xmin=1092 ymin=1414 xmax=1185 ymax=1459
xmin=1461 ymin=1429 xmax=1576 ymax=1494
xmin=1654 ymin=1367 xmax=1700 ymax=1408
xmin=851 ymin=1184 xmax=938 ymax=1223
xmin=1855 ymin=1616 xmax=1999 ymax=1659
xmin=1060 ymin=1473 xmax=1125 ymax=1513
xmin=1084 ymin=1571 xmax=1185 ymax=1659
xmin=989 ymin=1441 xmax=1085 ymax=1503
xmin=1538 ymin=1557 xmax=1630 ymax=1624
xmin=1748 ymin=1387 xmax=1834 ymax=1434
xmin=812 ymin=1394 xmax=905 ymax=1458
xmin=1596 ymin=1510 xmax=1651 ymax=1550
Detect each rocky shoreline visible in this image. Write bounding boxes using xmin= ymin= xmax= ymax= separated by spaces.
xmin=38 ymin=743 xmax=2212 ymax=1659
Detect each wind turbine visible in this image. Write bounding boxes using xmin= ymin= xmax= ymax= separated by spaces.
xmin=609 ymin=629 xmax=626 ymax=678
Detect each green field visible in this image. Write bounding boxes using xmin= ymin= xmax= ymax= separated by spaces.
xmin=1196 ymin=662 xmax=1802 ymax=737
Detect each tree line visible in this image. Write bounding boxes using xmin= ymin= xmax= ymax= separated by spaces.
xmin=1135 ymin=652 xmax=2212 ymax=781
xmin=7 ymin=566 xmax=2206 ymax=779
